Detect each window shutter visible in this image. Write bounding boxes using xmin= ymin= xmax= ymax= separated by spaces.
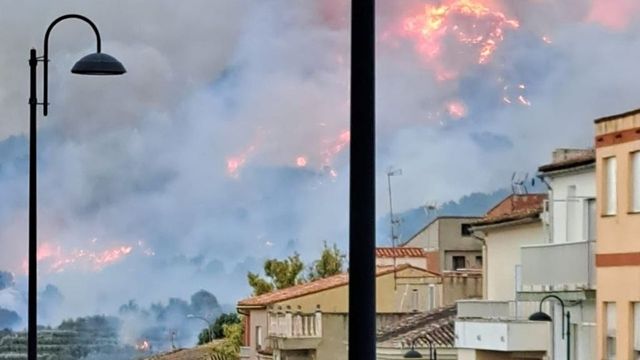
xmin=632 ymin=152 xmax=640 ymax=212
xmin=606 ymin=157 xmax=618 ymax=215
xmin=607 ymin=302 xmax=617 ymax=337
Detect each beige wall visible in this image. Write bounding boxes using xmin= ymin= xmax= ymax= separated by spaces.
xmin=376 ymin=256 xmax=428 ymax=269
xmin=482 ymin=221 xmax=544 ymax=301
xmin=457 ymin=349 xmax=545 ymax=360
xmin=315 ymin=314 xmax=348 ymax=360
xmin=404 ymin=217 xmax=482 ymax=273
xmin=274 ymin=267 xmax=440 ymax=314
xmin=595 ymin=117 xmax=640 ymax=359
xmin=442 ymin=275 xmax=482 ymax=305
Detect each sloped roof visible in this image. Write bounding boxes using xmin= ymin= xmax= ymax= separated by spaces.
xmin=472 ymin=194 xmax=546 ymax=227
xmin=376 ymin=305 xmax=456 ymax=348
xmin=376 ymin=247 xmax=427 ymax=258
xmin=237 ymin=264 xmax=436 ymax=308
xmin=538 ymin=153 xmax=595 ymax=173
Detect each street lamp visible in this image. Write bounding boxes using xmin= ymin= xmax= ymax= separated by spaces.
xmin=528 ymin=294 xmax=571 ymax=360
xmin=27 ymin=14 xmax=125 ymax=360
xmin=187 ymin=314 xmax=213 ymax=342
xmin=403 ymin=337 xmax=439 ymax=360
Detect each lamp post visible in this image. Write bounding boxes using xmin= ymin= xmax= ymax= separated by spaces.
xmin=349 ymin=0 xmax=376 ymax=359
xmin=528 ymin=294 xmax=571 ymax=360
xmin=403 ymin=338 xmax=437 ymax=359
xmin=28 ymin=14 xmax=126 ymax=360
xmin=187 ymin=314 xmax=213 ymax=342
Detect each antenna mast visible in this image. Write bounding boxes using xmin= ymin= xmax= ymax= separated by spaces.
xmin=387 ymin=167 xmax=402 ymax=290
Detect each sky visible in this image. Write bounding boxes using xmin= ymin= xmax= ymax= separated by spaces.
xmin=1 ymin=0 xmax=640 ymax=329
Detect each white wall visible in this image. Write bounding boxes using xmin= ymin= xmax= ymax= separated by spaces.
xmin=547 ymin=168 xmax=596 ymax=244
xmin=485 ymin=221 xmax=545 ymax=301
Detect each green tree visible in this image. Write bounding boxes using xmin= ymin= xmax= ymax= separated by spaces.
xmin=247 ymin=253 xmax=304 ymax=295
xmin=307 ymin=241 xmax=346 ymax=281
xmin=208 ymin=323 xmax=244 ymax=359
xmin=197 ymin=313 xmax=241 ymax=345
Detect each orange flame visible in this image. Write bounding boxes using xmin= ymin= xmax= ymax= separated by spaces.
xmin=446 ymin=100 xmax=467 ymax=118
xmin=399 ymin=0 xmax=519 ymax=76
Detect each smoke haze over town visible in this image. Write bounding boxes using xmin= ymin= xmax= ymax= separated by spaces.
xmin=1 ymin=0 xmax=640 ymax=347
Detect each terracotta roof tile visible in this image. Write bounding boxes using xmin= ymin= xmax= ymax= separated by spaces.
xmin=376 ymin=247 xmax=427 ymax=258
xmin=473 ymin=194 xmax=546 ymax=227
xmin=377 ymin=305 xmax=457 ymax=347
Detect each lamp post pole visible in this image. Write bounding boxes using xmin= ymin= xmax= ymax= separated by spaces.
xmin=27 ymin=15 xmax=126 ymax=360
xmin=349 ymin=0 xmax=376 ymax=359
xmin=529 ymin=294 xmax=571 ymax=360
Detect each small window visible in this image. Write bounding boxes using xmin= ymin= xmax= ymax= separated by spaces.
xmin=411 ymin=289 xmax=419 ymax=312
xmin=634 ymin=302 xmax=640 ymax=355
xmin=256 ymin=326 xmax=263 ymax=350
xmin=606 ymin=302 xmax=617 ymax=359
xmin=475 ymin=255 xmax=482 ymax=267
xmin=452 ymin=256 xmax=466 ymax=270
xmin=461 ymin=223 xmax=472 ymax=236
xmin=586 ymin=198 xmax=596 ymax=241
xmin=604 ymin=157 xmax=617 ymax=215
xmin=427 ymin=285 xmax=436 ymax=310
xmin=632 ymin=151 xmax=640 ymax=213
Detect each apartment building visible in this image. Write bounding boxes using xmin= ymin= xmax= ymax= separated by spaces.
xmin=518 ymin=149 xmax=597 ymax=359
xmin=455 ymin=193 xmax=550 ymax=359
xmin=402 ymin=216 xmax=482 ymax=273
xmin=594 ymin=109 xmax=640 ymax=359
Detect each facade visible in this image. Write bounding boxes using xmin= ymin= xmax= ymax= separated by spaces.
xmin=594 ymin=109 xmax=640 ymax=359
xmin=375 ymin=247 xmax=429 ymax=270
xmin=402 ymin=216 xmax=482 ymax=273
xmin=237 ymin=265 xmax=442 ymax=360
xmin=455 ymin=194 xmax=551 ymax=359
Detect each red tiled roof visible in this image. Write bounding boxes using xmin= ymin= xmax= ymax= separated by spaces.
xmin=237 ymin=264 xmax=433 ymax=307
xmin=377 ymin=305 xmax=457 ymax=347
xmin=376 ymin=247 xmax=427 ymax=258
xmin=473 ymin=194 xmax=546 ymax=227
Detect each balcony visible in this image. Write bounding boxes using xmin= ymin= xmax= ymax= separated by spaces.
xmin=455 ymin=300 xmax=549 ymax=352
xmin=268 ymin=311 xmax=322 ymax=350
xmin=518 ymin=241 xmax=596 ymax=301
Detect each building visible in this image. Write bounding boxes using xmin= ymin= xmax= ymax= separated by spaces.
xmin=594 ymin=109 xmax=640 ymax=359
xmin=375 ymin=247 xmax=430 ymax=270
xmin=519 ymin=149 xmax=597 ymax=359
xmin=402 ymin=216 xmax=482 ymax=273
xmin=455 ymin=193 xmax=551 ymax=359
xmin=237 ymin=264 xmax=441 ymax=360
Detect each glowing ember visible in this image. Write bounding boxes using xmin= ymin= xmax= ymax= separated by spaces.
xmin=136 ymin=339 xmax=151 ymax=352
xmin=517 ymin=95 xmax=531 ymax=106
xmin=542 ymin=35 xmax=552 ymax=44
xmin=296 ymin=156 xmax=308 ymax=167
xmin=400 ymin=0 xmax=520 ymax=68
xmin=25 ymin=241 xmax=136 ymax=274
xmin=446 ymin=101 xmax=467 ymax=118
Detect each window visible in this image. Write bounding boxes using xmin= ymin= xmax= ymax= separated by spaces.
xmin=452 ymin=256 xmax=466 ymax=270
xmin=256 ymin=326 xmax=263 ymax=350
xmin=411 ymin=289 xmax=419 ymax=312
xmin=586 ymin=198 xmax=596 ymax=241
xmin=634 ymin=302 xmax=640 ymax=358
xmin=605 ymin=157 xmax=618 ymax=215
xmin=606 ymin=302 xmax=617 ymax=359
xmin=427 ymin=285 xmax=436 ymax=311
xmin=461 ymin=223 xmax=472 ymax=236
xmin=632 ymin=152 xmax=640 ymax=212
xmin=475 ymin=255 xmax=483 ymax=268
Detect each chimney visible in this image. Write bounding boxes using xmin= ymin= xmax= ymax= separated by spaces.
xmin=551 ymin=148 xmax=595 ymax=163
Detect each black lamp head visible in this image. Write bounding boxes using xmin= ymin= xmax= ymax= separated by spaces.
xmin=71 ymin=52 xmax=126 ymax=75
xmin=529 ymin=311 xmax=553 ymax=322
xmin=404 ymin=348 xmax=423 ymax=358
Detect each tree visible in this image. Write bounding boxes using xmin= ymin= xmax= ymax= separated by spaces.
xmin=307 ymin=241 xmax=346 ymax=281
xmin=247 ymin=253 xmax=304 ymax=295
xmin=197 ymin=313 xmax=241 ymax=345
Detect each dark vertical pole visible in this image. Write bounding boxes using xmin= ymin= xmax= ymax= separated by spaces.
xmin=566 ymin=311 xmax=571 ymax=360
xmin=28 ymin=48 xmax=38 ymax=360
xmin=349 ymin=0 xmax=376 ymax=359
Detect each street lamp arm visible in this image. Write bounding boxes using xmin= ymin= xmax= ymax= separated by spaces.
xmin=539 ymin=294 xmax=565 ymax=339
xmin=42 ymin=14 xmax=103 ymax=116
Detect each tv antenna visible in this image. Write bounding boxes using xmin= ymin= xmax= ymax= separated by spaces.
xmin=387 ymin=167 xmax=402 ymax=290
xmin=511 ymin=172 xmax=529 ymax=195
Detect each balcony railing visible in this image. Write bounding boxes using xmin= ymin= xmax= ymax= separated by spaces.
xmin=268 ymin=311 xmax=322 ymax=338
xmin=520 ymin=240 xmax=596 ymax=292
